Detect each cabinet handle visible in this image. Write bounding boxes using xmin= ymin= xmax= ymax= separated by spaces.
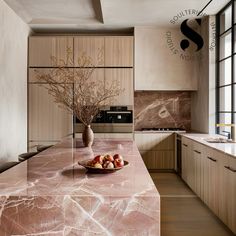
xmin=183 ymin=144 xmax=188 ymax=147
xmin=224 ymin=166 xmax=236 ymax=172
xmin=194 ymin=150 xmax=201 ymax=154
xmin=207 ymin=156 xmax=217 ymax=162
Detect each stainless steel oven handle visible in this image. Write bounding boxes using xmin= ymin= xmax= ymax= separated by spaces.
xmin=106 ymin=111 xmax=132 ymax=114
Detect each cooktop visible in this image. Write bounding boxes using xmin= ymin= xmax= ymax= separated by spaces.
xmin=141 ymin=128 xmax=185 ymax=131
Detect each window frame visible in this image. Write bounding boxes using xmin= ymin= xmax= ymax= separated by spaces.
xmin=216 ymin=0 xmax=235 ymax=135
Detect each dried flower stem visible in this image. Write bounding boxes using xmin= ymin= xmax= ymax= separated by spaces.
xmin=35 ymin=48 xmax=123 ymax=126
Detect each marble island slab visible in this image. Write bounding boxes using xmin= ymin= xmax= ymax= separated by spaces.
xmin=0 ymin=138 xmax=160 ymax=236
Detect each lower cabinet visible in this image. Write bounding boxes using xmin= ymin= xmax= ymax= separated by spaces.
xmin=181 ymin=136 xmax=236 ymax=234
xmin=203 ymin=148 xmax=220 ymax=215
xmin=135 ymin=133 xmax=175 ymax=170
xmin=228 ymin=157 xmax=236 ymax=233
xmin=28 ymin=83 xmax=73 ymax=151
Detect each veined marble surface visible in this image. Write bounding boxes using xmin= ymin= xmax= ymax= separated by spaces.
xmin=181 ymin=133 xmax=236 ymax=159
xmin=134 ymin=91 xmax=191 ymax=131
xmin=0 ymin=138 xmax=160 ymax=236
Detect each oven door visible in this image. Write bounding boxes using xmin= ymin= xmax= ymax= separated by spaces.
xmin=105 ymin=111 xmax=132 ymax=123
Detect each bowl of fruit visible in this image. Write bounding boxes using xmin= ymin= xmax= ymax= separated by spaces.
xmin=78 ymin=154 xmax=129 ymax=173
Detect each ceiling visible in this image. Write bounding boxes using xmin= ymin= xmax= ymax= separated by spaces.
xmin=4 ymin=0 xmax=231 ymax=32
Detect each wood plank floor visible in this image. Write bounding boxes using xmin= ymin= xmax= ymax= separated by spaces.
xmin=150 ymin=173 xmax=235 ymax=236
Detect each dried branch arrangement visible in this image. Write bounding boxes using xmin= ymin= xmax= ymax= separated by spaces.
xmin=35 ymin=48 xmax=123 ymax=126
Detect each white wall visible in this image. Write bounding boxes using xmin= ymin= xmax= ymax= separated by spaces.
xmin=0 ymin=0 xmax=31 ymax=163
xmin=191 ymin=16 xmax=216 ymax=133
xmin=134 ymin=26 xmax=198 ymax=91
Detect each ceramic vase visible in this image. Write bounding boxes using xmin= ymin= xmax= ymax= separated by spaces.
xmin=82 ymin=125 xmax=94 ymax=147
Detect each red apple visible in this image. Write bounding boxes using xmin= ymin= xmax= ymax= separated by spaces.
xmin=114 ymin=158 xmax=124 ymax=168
xmin=113 ymin=154 xmax=123 ymax=160
xmin=93 ymin=155 xmax=104 ymax=164
xmin=104 ymin=154 xmax=114 ymax=162
xmin=103 ymin=161 xmax=114 ymax=169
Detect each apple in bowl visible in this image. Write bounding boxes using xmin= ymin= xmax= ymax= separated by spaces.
xmin=83 ymin=153 xmax=127 ymax=172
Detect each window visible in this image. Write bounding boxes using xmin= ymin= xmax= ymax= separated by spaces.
xmin=216 ymin=1 xmax=235 ymax=135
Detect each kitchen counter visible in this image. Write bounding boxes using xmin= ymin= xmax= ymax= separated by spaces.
xmin=0 ymin=138 xmax=160 ymax=236
xmin=180 ymin=133 xmax=236 ymax=158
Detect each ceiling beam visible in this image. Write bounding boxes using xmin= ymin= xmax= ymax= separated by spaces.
xmin=92 ymin=0 xmax=104 ymax=23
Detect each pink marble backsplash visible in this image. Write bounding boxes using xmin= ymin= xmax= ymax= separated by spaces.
xmin=134 ymin=91 xmax=191 ymax=131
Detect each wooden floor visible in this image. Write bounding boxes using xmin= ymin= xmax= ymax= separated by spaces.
xmin=150 ymin=172 xmax=235 ymax=236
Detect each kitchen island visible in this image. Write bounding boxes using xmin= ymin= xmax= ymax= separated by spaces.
xmin=0 ymin=138 xmax=160 ymax=236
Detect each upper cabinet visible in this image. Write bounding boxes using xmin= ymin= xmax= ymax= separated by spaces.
xmin=29 ymin=36 xmax=73 ymax=67
xmin=134 ymin=27 xmax=198 ymax=91
xmin=105 ymin=36 xmax=133 ymax=67
xmin=74 ymin=36 xmax=104 ymax=67
xmin=105 ymin=68 xmax=133 ymax=106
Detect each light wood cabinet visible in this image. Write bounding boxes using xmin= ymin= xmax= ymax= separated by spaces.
xmin=28 ymin=84 xmax=73 ymax=141
xmin=227 ymin=157 xmax=236 ymax=234
xmin=29 ymin=37 xmax=73 ymax=67
xmin=74 ymin=68 xmax=105 ymax=101
xmin=181 ymin=136 xmax=236 ymax=234
xmin=135 ymin=133 xmax=175 ymax=169
xmin=28 ymin=68 xmax=75 ymax=83
xmin=192 ymin=142 xmax=204 ymax=197
xmin=181 ymin=137 xmax=191 ymax=183
xmin=203 ymin=148 xmax=220 ymax=215
xmin=105 ymin=36 xmax=133 ymax=67
xmin=105 ymin=69 xmax=133 ymax=106
xmin=74 ymin=36 xmax=104 ymax=67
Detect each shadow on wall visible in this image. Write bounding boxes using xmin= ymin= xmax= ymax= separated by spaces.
xmin=134 ymin=91 xmax=191 ymax=130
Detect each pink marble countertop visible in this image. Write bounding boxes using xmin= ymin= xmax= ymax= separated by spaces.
xmin=180 ymin=133 xmax=236 ymax=158
xmin=0 ymin=138 xmax=160 ymax=236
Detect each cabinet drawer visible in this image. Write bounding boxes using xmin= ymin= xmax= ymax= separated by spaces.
xmin=135 ymin=133 xmax=174 ymax=150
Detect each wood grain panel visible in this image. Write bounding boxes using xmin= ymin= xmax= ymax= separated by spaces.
xmin=28 ymin=84 xmax=73 ymax=141
xmin=228 ymin=157 xmax=236 ymax=234
xmin=105 ymin=36 xmax=133 ymax=67
xmin=29 ymin=36 xmax=73 ymax=67
xmin=135 ymin=133 xmax=174 ymax=151
xmin=28 ymin=68 xmax=74 ymax=83
xmin=140 ymin=150 xmax=174 ymax=169
xmin=105 ymin=68 xmax=133 ymax=106
xmin=74 ymin=36 xmax=104 ymax=67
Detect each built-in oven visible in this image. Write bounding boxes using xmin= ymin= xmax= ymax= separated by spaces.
xmin=74 ymin=106 xmax=133 ymax=133
xmin=105 ymin=107 xmax=132 ymax=123
xmin=176 ymin=134 xmax=182 ymax=176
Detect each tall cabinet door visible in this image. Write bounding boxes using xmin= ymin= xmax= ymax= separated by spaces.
xmin=181 ymin=137 xmax=190 ymax=183
xmin=28 ymin=74 xmax=73 ymax=142
xmin=105 ymin=69 xmax=133 ymax=106
xmin=29 ymin=36 xmax=73 ymax=67
xmin=74 ymin=36 xmax=104 ymax=67
xmin=204 ymin=148 xmax=220 ymax=216
xmin=218 ymin=153 xmax=229 ymax=225
xmin=227 ymin=157 xmax=236 ymax=234
xmin=105 ymin=36 xmax=133 ymax=67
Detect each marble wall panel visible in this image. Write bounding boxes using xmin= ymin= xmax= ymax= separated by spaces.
xmin=134 ymin=91 xmax=191 ymax=131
